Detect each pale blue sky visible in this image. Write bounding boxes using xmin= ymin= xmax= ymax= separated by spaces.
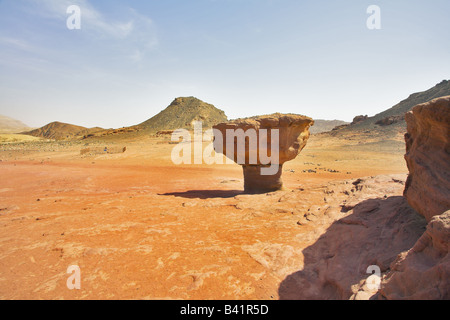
xmin=0 ymin=0 xmax=449 ymax=128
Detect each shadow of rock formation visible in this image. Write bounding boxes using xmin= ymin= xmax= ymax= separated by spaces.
xmin=278 ymin=196 xmax=426 ymax=300
xmin=160 ymin=189 xmax=244 ymax=199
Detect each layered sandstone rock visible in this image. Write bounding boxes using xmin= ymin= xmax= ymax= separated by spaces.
xmin=404 ymin=95 xmax=450 ymax=221
xmin=213 ymin=114 xmax=314 ymax=193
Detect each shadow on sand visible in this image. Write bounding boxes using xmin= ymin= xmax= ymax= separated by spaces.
xmin=160 ymin=189 xmax=244 ymax=199
xmin=278 ymin=196 xmax=426 ymax=300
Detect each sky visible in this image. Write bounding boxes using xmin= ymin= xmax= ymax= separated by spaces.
xmin=0 ymin=0 xmax=449 ymax=129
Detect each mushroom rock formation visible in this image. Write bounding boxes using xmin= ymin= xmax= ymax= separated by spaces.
xmin=213 ymin=113 xmax=314 ymax=193
xmin=404 ymin=95 xmax=450 ymax=222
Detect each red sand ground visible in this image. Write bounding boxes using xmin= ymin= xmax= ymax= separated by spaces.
xmin=0 ymin=135 xmax=407 ymax=299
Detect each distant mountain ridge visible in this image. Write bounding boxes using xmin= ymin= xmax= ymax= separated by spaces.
xmin=22 ymin=122 xmax=103 ymax=140
xmin=0 ymin=115 xmax=31 ymax=133
xmin=310 ymin=119 xmax=349 ymax=134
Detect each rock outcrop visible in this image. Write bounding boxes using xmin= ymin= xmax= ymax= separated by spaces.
xmin=213 ymin=114 xmax=314 ymax=193
xmin=404 ymin=95 xmax=450 ymax=222
xmin=379 ymin=211 xmax=450 ymax=299
xmin=351 ymin=115 xmax=368 ymax=125
xmin=375 ymin=115 xmax=403 ymax=126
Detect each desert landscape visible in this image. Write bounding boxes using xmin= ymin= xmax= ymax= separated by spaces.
xmin=1 ymin=81 xmax=449 ymax=300
xmin=1 ymin=1 xmax=449 ymax=304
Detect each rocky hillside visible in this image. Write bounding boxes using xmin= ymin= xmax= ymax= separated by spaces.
xmin=22 ymin=122 xmax=103 ymax=140
xmin=0 ymin=115 xmax=31 ymax=134
xmin=138 ymin=97 xmax=228 ymax=132
xmin=331 ymin=80 xmax=450 ymax=136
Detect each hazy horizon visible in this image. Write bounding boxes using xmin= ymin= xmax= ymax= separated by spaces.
xmin=1 ymin=0 xmax=449 ymax=128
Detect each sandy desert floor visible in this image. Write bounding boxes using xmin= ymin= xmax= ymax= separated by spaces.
xmin=0 ymin=133 xmax=408 ymax=299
